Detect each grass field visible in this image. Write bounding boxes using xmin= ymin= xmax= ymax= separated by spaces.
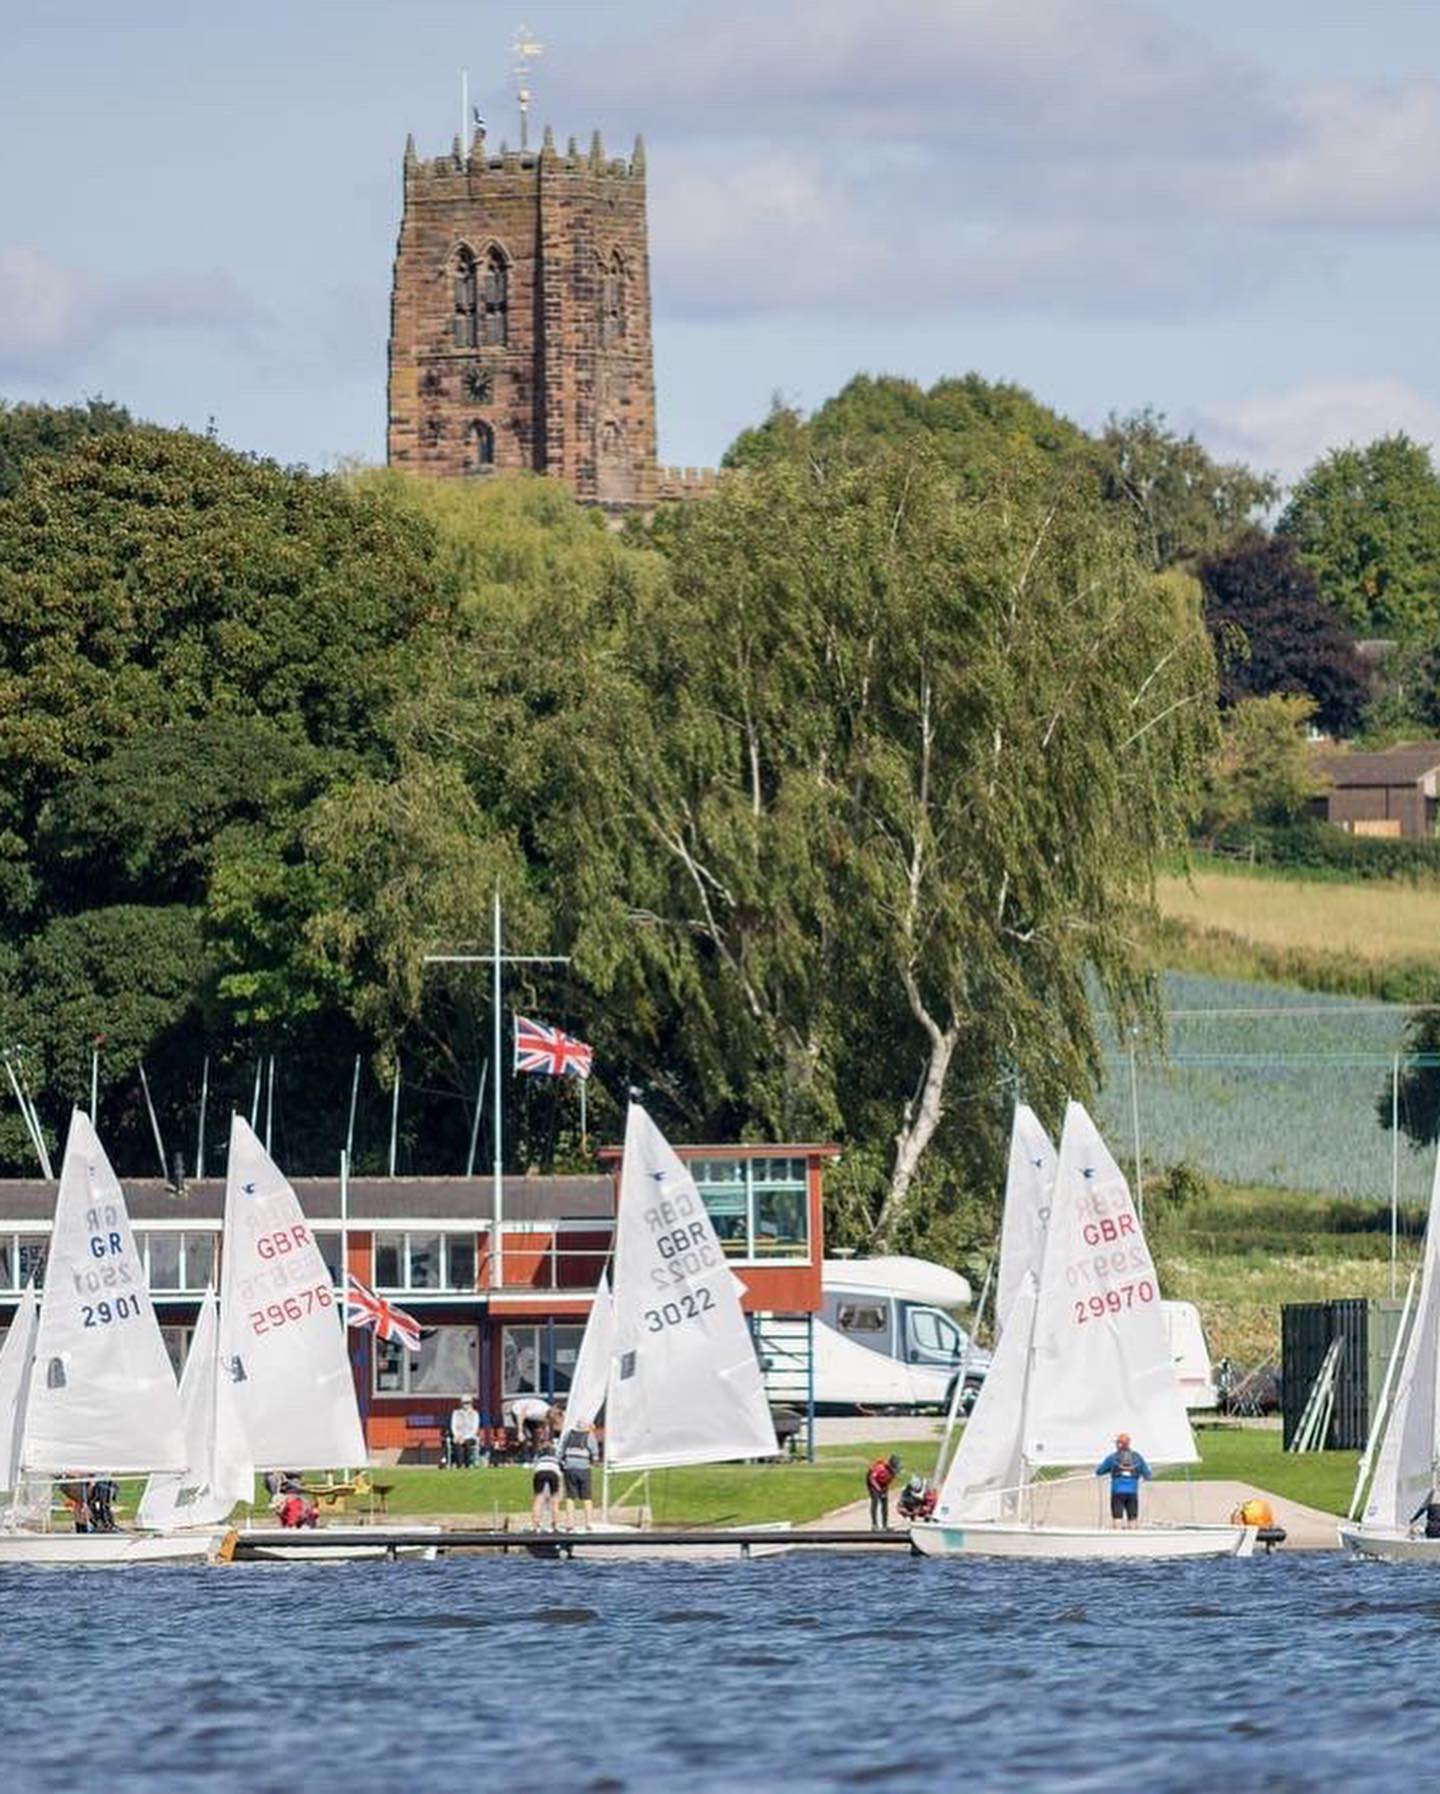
xmin=1156 ymin=866 xmax=1440 ymax=964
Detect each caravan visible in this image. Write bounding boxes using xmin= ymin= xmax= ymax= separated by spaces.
xmin=813 ymin=1257 xmax=989 ymax=1414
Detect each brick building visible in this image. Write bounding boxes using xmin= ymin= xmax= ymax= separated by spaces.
xmin=386 ymin=126 xmax=660 ymax=510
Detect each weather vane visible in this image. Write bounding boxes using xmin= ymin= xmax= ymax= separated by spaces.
xmin=512 ymin=26 xmax=544 ymax=151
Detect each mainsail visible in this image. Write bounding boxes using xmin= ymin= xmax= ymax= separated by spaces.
xmin=0 ymin=1285 xmax=38 ymax=1495
xmin=564 ymin=1269 xmax=614 ymax=1433
xmin=1363 ymin=1144 xmax=1440 ymax=1530
xmin=138 ymin=1287 xmax=253 ymax=1530
xmin=605 ymin=1103 xmax=778 ymax=1471
xmin=1024 ymin=1101 xmax=1197 ymax=1469
xmin=21 ymin=1111 xmax=186 ymax=1476
xmin=995 ymin=1104 xmax=1056 ymax=1336
xmin=217 ymin=1116 xmax=366 ymax=1471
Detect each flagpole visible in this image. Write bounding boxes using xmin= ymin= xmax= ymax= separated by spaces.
xmin=340 ymin=1146 xmax=352 ymax=1480
xmin=492 ymin=887 xmax=504 ymax=1288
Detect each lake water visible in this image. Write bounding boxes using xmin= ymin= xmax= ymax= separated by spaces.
xmin=4 ymin=1550 xmax=1434 ymax=1791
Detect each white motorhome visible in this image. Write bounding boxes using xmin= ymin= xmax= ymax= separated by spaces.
xmin=814 ymin=1257 xmax=1216 ymax=1414
xmin=814 ymin=1256 xmax=988 ymax=1414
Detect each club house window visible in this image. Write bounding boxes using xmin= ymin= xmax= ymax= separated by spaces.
xmin=374 ymin=1324 xmax=478 ymax=1397
xmin=373 ymin=1232 xmax=477 ymax=1293
xmin=0 ymin=1234 xmax=48 ymax=1291
xmin=689 ymin=1156 xmax=808 ymax=1261
xmin=502 ymin=1323 xmax=586 ymax=1401
xmin=136 ymin=1231 xmax=218 ymax=1292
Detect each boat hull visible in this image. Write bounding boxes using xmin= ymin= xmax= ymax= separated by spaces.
xmin=1337 ymin=1523 xmax=1440 ymax=1563
xmin=0 ymin=1528 xmax=232 ymax=1567
xmin=236 ymin=1526 xmax=442 ymax=1563
xmin=910 ymin=1520 xmax=1255 ymax=1560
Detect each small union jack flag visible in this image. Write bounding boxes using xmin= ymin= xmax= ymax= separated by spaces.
xmin=345 ymin=1274 xmax=422 ymax=1352
xmin=513 ymin=1014 xmax=593 ymax=1080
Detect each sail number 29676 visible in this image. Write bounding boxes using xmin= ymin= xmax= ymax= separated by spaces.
xmin=643 ymin=1288 xmax=716 ymax=1332
xmin=249 ymin=1281 xmax=333 ymax=1334
xmin=1073 ymin=1281 xmax=1154 ymax=1324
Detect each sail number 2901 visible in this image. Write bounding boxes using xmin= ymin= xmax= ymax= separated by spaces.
xmin=643 ymin=1288 xmax=716 ymax=1332
xmin=1073 ymin=1281 xmax=1154 ymax=1324
xmin=249 ymin=1281 xmax=333 ymax=1334
xmin=81 ymin=1293 xmax=144 ymax=1327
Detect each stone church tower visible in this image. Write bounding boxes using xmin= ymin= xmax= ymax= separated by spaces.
xmin=387 ymin=127 xmax=659 ymax=510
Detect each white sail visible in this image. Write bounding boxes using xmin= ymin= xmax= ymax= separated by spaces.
xmin=0 ymin=1286 xmax=38 ymax=1495
xmin=21 ymin=1111 xmax=186 ymax=1476
xmin=935 ymin=1271 xmax=1037 ymax=1522
xmin=138 ymin=1287 xmax=253 ymax=1530
xmin=1023 ymin=1101 xmax=1197 ymax=1469
xmin=996 ymin=1104 xmax=1056 ymax=1335
xmin=564 ymin=1270 xmax=614 ymax=1433
xmin=217 ymin=1116 xmax=366 ymax=1472
xmin=1364 ymin=1146 xmax=1440 ymax=1529
xmin=606 ymin=1104 xmax=778 ymax=1471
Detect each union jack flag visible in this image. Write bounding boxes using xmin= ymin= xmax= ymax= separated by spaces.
xmin=513 ymin=1014 xmax=593 ymax=1080
xmin=345 ymin=1274 xmax=422 ymax=1352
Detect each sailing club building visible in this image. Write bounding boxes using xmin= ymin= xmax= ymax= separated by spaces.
xmin=0 ymin=1142 xmax=836 ymax=1459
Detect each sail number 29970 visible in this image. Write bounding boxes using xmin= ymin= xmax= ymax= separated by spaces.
xmin=1073 ymin=1281 xmax=1154 ymax=1325
xmin=643 ymin=1288 xmax=716 ymax=1332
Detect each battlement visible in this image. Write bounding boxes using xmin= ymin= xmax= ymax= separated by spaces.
xmin=657 ymin=465 xmax=721 ymax=503
xmin=404 ymin=127 xmax=646 ymax=184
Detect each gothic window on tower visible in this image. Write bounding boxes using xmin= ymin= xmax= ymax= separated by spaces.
xmin=468 ymin=420 xmax=496 ymax=473
xmin=599 ymin=251 xmax=626 ymax=347
xmin=482 ymin=249 xmax=509 ymax=347
xmin=452 ymin=246 xmax=479 ymax=349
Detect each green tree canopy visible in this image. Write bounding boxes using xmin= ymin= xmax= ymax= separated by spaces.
xmin=0 ymin=395 xmax=133 ymax=498
xmin=1278 ymin=433 xmax=1440 ymax=639
xmin=1098 ymin=408 xmax=1277 ymax=571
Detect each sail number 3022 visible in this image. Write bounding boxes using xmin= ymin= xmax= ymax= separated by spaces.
xmin=249 ymin=1281 xmax=333 ymax=1334
xmin=1073 ymin=1281 xmax=1154 ymax=1324
xmin=644 ymin=1288 xmax=716 ymax=1332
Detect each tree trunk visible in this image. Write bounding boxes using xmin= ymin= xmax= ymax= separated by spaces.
xmin=870 ymin=1010 xmax=959 ymax=1251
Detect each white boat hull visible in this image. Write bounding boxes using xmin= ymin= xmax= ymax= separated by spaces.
xmin=910 ymin=1520 xmax=1255 ymax=1560
xmin=238 ymin=1526 xmax=441 ymax=1562
xmin=1337 ymin=1523 xmax=1440 ymax=1563
xmin=0 ymin=1528 xmax=233 ymax=1567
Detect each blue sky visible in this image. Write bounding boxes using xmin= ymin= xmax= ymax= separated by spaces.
xmin=5 ymin=0 xmax=1440 ymax=482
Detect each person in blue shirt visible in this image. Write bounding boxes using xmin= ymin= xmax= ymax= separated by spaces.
xmin=1095 ymin=1432 xmax=1152 ymax=1526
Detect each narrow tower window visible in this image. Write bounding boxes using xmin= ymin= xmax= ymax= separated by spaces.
xmin=600 ymin=251 xmax=626 ymax=347
xmin=469 ymin=420 xmax=496 ymax=472
xmin=453 ymin=246 xmax=479 ymax=349
xmin=482 ymin=249 xmax=509 ymax=346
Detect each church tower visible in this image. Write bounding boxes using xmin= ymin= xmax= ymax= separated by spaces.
xmin=387 ymin=127 xmax=659 ymax=510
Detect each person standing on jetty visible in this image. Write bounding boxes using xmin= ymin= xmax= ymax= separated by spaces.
xmin=559 ymin=1418 xmax=599 ymax=1532
xmin=866 ymin=1453 xmax=902 ymax=1530
xmin=531 ymin=1429 xmax=563 ymax=1531
xmin=1095 ymin=1432 xmax=1152 ymax=1526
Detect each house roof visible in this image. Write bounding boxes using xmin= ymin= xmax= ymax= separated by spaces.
xmin=0 ymin=1174 xmax=616 ymax=1228
xmin=1315 ymin=742 xmax=1440 ymax=788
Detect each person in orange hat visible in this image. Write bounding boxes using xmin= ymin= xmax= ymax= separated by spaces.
xmin=1095 ymin=1432 xmax=1152 ymax=1526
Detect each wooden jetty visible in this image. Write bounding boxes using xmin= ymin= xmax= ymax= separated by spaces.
xmin=231 ymin=1527 xmax=912 ymax=1562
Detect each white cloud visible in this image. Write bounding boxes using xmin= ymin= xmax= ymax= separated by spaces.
xmin=0 ymin=245 xmax=260 ymax=379
xmin=1251 ymin=81 xmax=1440 ymax=230
xmin=1195 ymin=379 xmax=1440 ymax=483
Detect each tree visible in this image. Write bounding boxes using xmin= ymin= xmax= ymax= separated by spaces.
xmin=1278 ymin=434 xmax=1440 ymax=638
xmin=1198 ymin=694 xmax=1323 ymax=834
xmin=0 ymin=395 xmax=133 ymax=498
xmin=1098 ymin=408 xmax=1277 ymax=571
xmin=1199 ymin=533 xmax=1369 ymax=735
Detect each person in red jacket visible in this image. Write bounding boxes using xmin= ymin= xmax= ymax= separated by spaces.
xmin=866 ymin=1453 xmax=902 ymax=1530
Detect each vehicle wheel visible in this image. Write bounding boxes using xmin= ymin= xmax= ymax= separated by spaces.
xmin=961 ymin=1377 xmax=984 ymax=1415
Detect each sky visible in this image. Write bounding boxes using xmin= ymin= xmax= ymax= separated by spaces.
xmin=5 ymin=0 xmax=1440 ymax=483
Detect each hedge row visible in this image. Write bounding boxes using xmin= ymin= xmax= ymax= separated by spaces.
xmin=1203 ymin=821 xmax=1440 ymax=881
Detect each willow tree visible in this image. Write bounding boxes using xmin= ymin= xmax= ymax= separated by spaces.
xmin=611 ymin=449 xmax=1217 ymax=1245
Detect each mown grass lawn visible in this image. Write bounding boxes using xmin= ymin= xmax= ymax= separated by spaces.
xmin=1156 ymin=867 xmax=1440 ymax=965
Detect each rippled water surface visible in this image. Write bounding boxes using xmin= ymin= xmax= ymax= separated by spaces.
xmin=3 ymin=1550 xmax=1435 ymax=1791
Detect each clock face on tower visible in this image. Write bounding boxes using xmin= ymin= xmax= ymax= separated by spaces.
xmin=464 ymin=365 xmax=494 ymax=403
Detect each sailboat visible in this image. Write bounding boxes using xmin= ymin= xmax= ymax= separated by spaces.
xmin=564 ymin=1268 xmax=614 ymax=1433
xmin=156 ymin=1116 xmax=439 ymax=1561
xmin=912 ymin=1100 xmax=1252 ymax=1559
xmin=1338 ymin=1142 xmax=1440 ymax=1561
xmin=0 ymin=1111 xmax=231 ymax=1565
xmin=603 ymin=1103 xmax=779 ymax=1474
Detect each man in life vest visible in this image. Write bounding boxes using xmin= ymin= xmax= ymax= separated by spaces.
xmin=1095 ymin=1432 xmax=1152 ymax=1526
xmin=865 ymin=1453 xmax=902 ymax=1530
